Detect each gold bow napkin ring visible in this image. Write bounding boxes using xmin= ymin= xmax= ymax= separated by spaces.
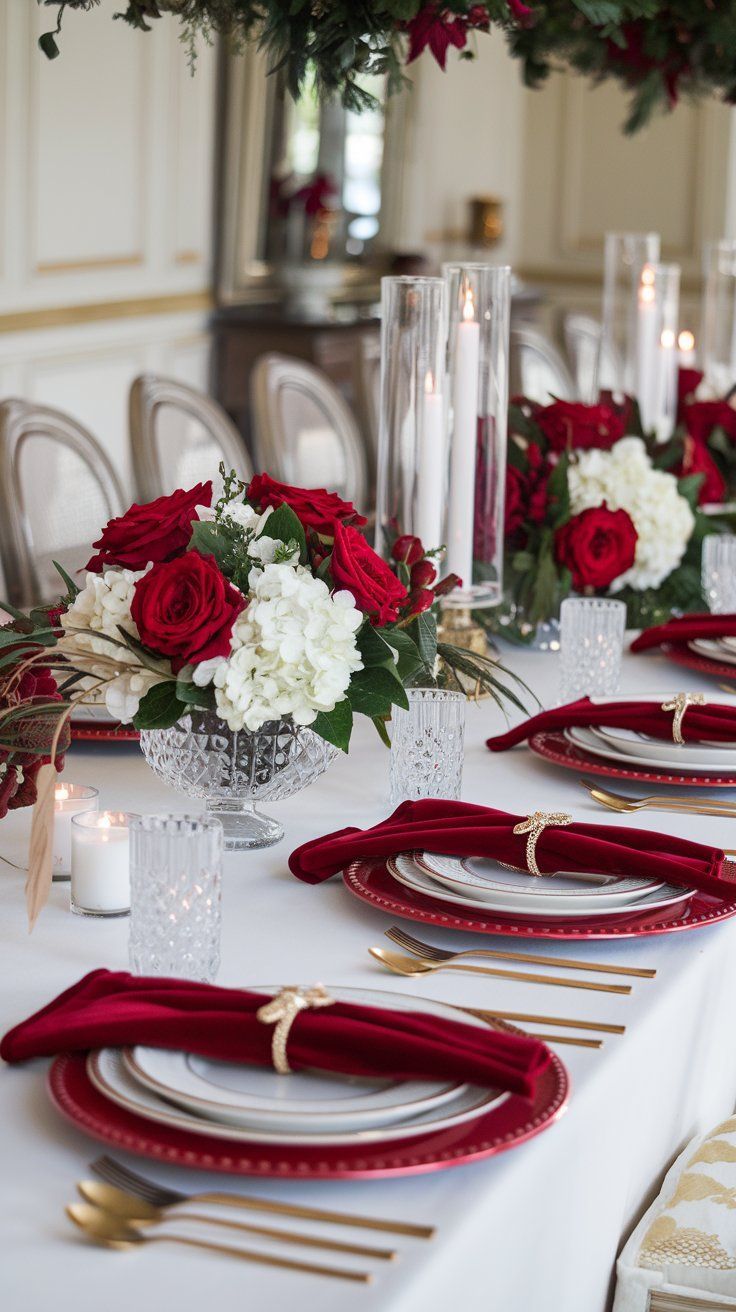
xmin=512 ymin=811 xmax=573 ymax=877
xmin=661 ymin=692 xmax=706 ymax=744
xmin=256 ymin=984 xmax=335 ymax=1075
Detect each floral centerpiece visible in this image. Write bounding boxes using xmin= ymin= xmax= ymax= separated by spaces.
xmin=1 ymin=467 xmax=527 ymax=919
xmin=497 ymin=395 xmax=720 ymax=639
xmin=40 ymin=2 xmax=736 ymax=132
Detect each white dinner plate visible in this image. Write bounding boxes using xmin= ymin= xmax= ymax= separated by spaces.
xmin=126 ymin=1034 xmax=461 ymax=1134
xmin=89 ymin=985 xmax=509 ymax=1146
xmin=689 ymin=638 xmax=736 ymax=666
xmin=388 ymin=854 xmax=694 ymax=921
xmin=566 ymin=726 xmax=736 ymax=776
xmin=595 ymin=725 xmax=736 ymax=768
xmin=418 ymin=851 xmax=662 ymax=911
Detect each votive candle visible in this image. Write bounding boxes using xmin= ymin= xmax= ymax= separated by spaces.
xmin=71 ymin=810 xmax=138 ymax=917
xmin=52 ymin=783 xmax=98 ymax=882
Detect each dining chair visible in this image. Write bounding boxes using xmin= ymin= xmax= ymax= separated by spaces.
xmin=250 ymin=353 xmax=369 ymax=514
xmin=563 ymin=313 xmax=622 ymax=401
xmin=129 ymin=374 xmax=252 ymax=503
xmin=510 ymin=327 xmax=576 ymax=404
xmin=0 ymin=399 xmax=126 ymax=607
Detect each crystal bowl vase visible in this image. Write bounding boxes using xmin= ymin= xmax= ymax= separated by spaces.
xmin=139 ymin=710 xmax=338 ymax=851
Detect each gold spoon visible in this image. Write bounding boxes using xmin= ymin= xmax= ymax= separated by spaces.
xmin=77 ymin=1183 xmax=395 ymax=1261
xmin=66 ymin=1202 xmax=371 ymax=1282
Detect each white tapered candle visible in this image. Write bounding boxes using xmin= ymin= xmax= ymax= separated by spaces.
xmin=446 ymin=285 xmax=480 ymax=587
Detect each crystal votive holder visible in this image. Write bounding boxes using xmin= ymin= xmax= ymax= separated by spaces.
xmin=53 ymin=783 xmax=98 ymax=882
xmin=129 ymin=814 xmax=223 ymax=983
xmin=559 ymin=598 xmax=626 ymax=702
xmin=702 ymin=534 xmax=736 ymax=613
xmin=71 ymin=810 xmax=138 ymax=917
xmin=389 ymin=688 xmax=466 ymax=804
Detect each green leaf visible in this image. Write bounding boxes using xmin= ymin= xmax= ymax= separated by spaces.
xmin=348 ymin=666 xmax=408 ymax=718
xmin=311 ymin=699 xmax=353 ymax=752
xmin=677 ymin=474 xmax=704 ymax=512
xmin=259 ymin=502 xmax=307 ymax=563
xmin=380 ymin=627 xmax=424 ymax=684
xmin=357 ymin=622 xmax=394 ymax=667
xmin=372 ymin=714 xmax=392 ymax=748
xmin=546 ymin=451 xmax=570 ymax=528
xmin=132 ymin=683 xmax=187 ymax=731
xmin=175 ymin=679 xmax=217 ymax=712
xmin=52 ymin=559 xmax=80 ymax=599
xmin=406 ymin=610 xmax=437 ymax=672
xmin=189 ymin=519 xmax=229 ymax=566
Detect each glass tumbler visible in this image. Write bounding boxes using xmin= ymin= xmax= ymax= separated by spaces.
xmin=702 ymin=535 xmax=736 ymax=613
xmin=559 ymin=598 xmax=626 ymax=701
xmin=129 ymin=814 xmax=223 ymax=982
xmin=389 ymin=688 xmax=466 ymax=804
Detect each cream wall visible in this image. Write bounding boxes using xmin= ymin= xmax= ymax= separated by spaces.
xmin=0 ymin=0 xmax=216 ymax=497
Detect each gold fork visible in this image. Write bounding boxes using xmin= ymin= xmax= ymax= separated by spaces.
xmin=580 ymin=777 xmax=736 ymax=818
xmin=369 ymin=947 xmax=632 ymax=994
xmin=385 ymin=925 xmax=655 ymax=979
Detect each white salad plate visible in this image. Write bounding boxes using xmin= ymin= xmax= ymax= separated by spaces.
xmin=565 ymin=726 xmax=736 ymax=775
xmin=388 ymin=855 xmax=693 ymax=921
xmin=689 ymin=639 xmax=736 ymax=666
xmin=595 ymin=725 xmax=736 ymax=768
xmin=417 ymin=852 xmax=662 ymax=911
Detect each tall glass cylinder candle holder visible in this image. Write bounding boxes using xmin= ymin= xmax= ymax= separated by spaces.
xmin=599 ymin=231 xmax=661 ymax=397
xmin=701 ymin=239 xmax=736 ymax=396
xmin=635 ymin=262 xmax=680 ymax=441
xmin=71 ymin=810 xmax=138 ymax=917
xmin=129 ymin=815 xmax=223 ymax=982
xmin=702 ymin=534 xmax=736 ymax=613
xmin=442 ymin=263 xmax=511 ymax=608
xmin=559 ymin=598 xmax=626 ymax=702
xmin=52 ymin=783 xmax=98 ymax=882
xmin=375 ymin=276 xmax=447 ymax=561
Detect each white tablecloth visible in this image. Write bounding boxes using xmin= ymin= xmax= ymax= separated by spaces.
xmin=3 ymin=643 xmax=736 ymax=1312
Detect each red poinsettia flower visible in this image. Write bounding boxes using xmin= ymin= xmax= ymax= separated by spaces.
xmin=405 ymin=4 xmax=490 ymax=70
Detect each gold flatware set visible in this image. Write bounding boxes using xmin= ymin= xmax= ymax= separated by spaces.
xmin=581 ymin=777 xmax=736 ymax=821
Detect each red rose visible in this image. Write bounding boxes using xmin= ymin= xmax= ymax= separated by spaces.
xmin=87 ymin=482 xmax=212 ymax=573
xmin=329 ymin=521 xmax=408 ymax=626
xmin=410 ymin=559 xmax=437 ymax=589
xmin=407 ymin=588 xmax=435 ymax=616
xmin=391 ymin=534 xmax=424 ymax=567
xmin=684 ymin=400 xmax=736 ymax=447
xmin=131 ymin=551 xmax=246 ymax=673
xmin=505 ymin=466 xmax=526 ymax=537
xmin=677 ymin=435 xmax=726 ymax=506
xmin=555 ymin=505 xmax=638 ymax=592
xmin=537 ymin=401 xmax=626 ymax=453
xmin=677 ymin=367 xmax=704 ymax=421
xmin=247 ymin=473 xmax=366 ymax=536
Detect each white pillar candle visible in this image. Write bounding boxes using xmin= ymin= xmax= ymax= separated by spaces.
xmin=415 ymin=371 xmax=445 ymax=551
xmin=71 ymin=811 xmax=137 ymax=917
xmin=636 ymin=268 xmax=658 ymax=432
xmin=52 ymin=783 xmax=98 ymax=881
xmin=655 ymin=327 xmax=678 ymax=443
xmin=446 ymin=285 xmax=480 ymax=587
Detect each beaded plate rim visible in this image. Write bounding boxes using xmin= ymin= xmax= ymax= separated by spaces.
xmin=529 ymin=730 xmax=736 ymax=788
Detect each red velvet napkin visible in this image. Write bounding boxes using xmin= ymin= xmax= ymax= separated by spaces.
xmin=485 ymin=696 xmax=736 ymax=749
xmin=288 ymin=798 xmax=733 ymax=898
xmin=0 ymin=969 xmax=550 ymax=1100
xmin=630 ymin=613 xmax=736 ymax=653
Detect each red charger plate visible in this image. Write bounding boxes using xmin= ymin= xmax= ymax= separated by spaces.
xmin=529 ymin=730 xmax=736 ymax=788
xmin=343 ymin=857 xmax=736 ymax=940
xmin=48 ymin=1049 xmax=569 ymax=1180
xmin=660 ymin=642 xmax=736 ymax=684
xmin=70 ymin=720 xmax=139 ymax=743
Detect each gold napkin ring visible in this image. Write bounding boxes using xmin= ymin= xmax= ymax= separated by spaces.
xmin=661 ymin=692 xmax=706 ymax=744
xmin=512 ymin=811 xmax=573 ymax=877
xmin=256 ymin=984 xmax=335 ymax=1075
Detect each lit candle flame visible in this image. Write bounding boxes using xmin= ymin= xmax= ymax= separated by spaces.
xmin=641 ymin=264 xmax=655 ymax=286
xmin=98 ymin=814 xmax=112 ymax=830
xmin=678 ymin=329 xmax=695 ymax=353
xmin=55 ymin=784 xmax=69 ymax=802
xmin=462 ymin=285 xmax=475 ymax=323
xmin=660 ymin=328 xmax=676 ymax=349
xmin=424 ymin=370 xmax=436 ymax=395
xmin=639 ymin=282 xmax=655 ymax=305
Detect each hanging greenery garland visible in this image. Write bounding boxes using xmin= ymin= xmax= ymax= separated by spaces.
xmin=38 ymin=1 xmax=736 ymax=132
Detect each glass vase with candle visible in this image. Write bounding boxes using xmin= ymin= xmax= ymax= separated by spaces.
xmin=442 ymin=263 xmax=511 ymax=609
xmin=71 ymin=810 xmax=138 ymax=917
xmin=52 ymin=783 xmax=98 ymax=882
xmin=599 ymin=231 xmax=661 ymax=398
xmin=701 ymin=239 xmax=736 ymax=396
xmin=374 ymin=276 xmax=447 ymax=561
xmin=635 ymin=262 xmax=680 ymax=442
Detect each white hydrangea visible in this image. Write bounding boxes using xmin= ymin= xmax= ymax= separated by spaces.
xmin=213 ymin=563 xmax=363 ymax=731
xmin=60 ymin=566 xmax=165 ymax=722
xmin=567 ymin=437 xmax=695 ymax=591
xmin=220 ymin=502 xmax=273 ymax=535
